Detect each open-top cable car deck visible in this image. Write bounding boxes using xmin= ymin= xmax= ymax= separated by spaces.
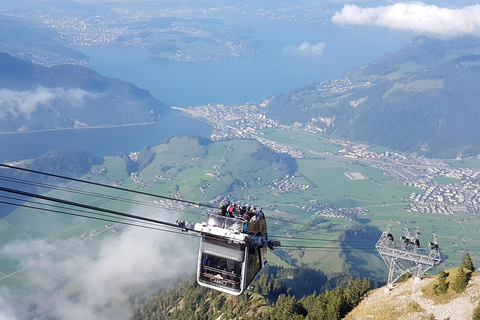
xmin=176 ymin=212 xmax=280 ymax=295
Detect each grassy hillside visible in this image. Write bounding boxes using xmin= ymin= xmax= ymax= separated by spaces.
xmin=345 ymin=271 xmax=480 ymax=320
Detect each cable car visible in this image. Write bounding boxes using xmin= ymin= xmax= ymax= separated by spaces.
xmin=176 ymin=212 xmax=279 ymax=295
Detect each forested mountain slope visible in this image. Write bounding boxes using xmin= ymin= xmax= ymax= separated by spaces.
xmin=266 ymin=36 xmax=480 ymax=158
xmin=132 ymin=270 xmax=371 ymax=320
xmin=0 ymin=53 xmax=169 ymax=133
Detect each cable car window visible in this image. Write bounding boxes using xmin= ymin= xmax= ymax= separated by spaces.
xmin=224 ymin=217 xmax=244 ymax=233
xmin=199 ymin=253 xmax=242 ymax=292
xmin=206 ymin=214 xmax=244 ymax=233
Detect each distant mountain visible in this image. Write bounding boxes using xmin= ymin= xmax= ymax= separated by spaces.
xmin=266 ymin=36 xmax=480 ymax=158
xmin=0 ymin=53 xmax=169 ymax=133
xmin=0 ymin=14 xmax=88 ymax=66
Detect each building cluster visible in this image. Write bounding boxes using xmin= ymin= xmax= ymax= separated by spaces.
xmin=152 ymin=195 xmax=187 ymax=211
xmin=181 ymin=101 xmax=278 ymax=141
xmin=335 ymin=143 xmax=414 ymax=162
xmin=407 ymin=178 xmax=480 ymax=215
xmin=371 ymin=165 xmax=480 ymax=214
xmin=181 ymin=102 xmax=305 ymax=159
xmin=314 ymin=204 xmax=373 ymax=219
xmin=329 ymin=142 xmax=480 ymax=215
xmin=36 ymin=10 xmax=256 ymax=62
xmin=255 ymin=136 xmax=304 ymax=159
xmin=40 ymin=16 xmax=123 ymax=47
xmin=267 ymin=175 xmax=309 ymax=192
xmin=65 ymin=229 xmax=99 ymax=245
xmin=316 ymin=77 xmax=355 ymax=94
xmin=130 ymin=172 xmax=154 ymax=189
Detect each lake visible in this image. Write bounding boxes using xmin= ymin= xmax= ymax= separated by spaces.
xmin=79 ymin=18 xmax=416 ymax=107
xmin=0 ymin=110 xmax=211 ymax=162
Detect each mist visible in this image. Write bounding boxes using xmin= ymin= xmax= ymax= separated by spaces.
xmin=0 ymin=87 xmax=93 ymax=119
xmin=0 ymin=210 xmax=198 ymax=320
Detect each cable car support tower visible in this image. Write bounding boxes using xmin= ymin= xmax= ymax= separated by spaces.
xmin=375 ymin=221 xmax=441 ymax=288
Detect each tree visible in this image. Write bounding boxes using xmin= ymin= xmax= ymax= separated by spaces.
xmin=461 ymin=252 xmax=475 ymax=272
xmin=323 ymin=289 xmax=345 ymax=320
xmin=268 ymin=294 xmax=306 ymax=320
xmin=452 ymin=267 xmax=469 ymax=293
xmin=344 ymin=277 xmax=370 ymax=308
xmin=433 ymin=271 xmax=448 ymax=295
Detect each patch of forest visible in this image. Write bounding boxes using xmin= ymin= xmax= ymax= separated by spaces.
xmin=132 ymin=267 xmax=371 ymax=320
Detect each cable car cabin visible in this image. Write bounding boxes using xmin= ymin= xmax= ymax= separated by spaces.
xmin=195 ymin=214 xmax=268 ymax=295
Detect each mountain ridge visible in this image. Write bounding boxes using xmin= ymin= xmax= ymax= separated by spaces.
xmin=0 ymin=52 xmax=169 ymax=133
xmin=266 ymin=35 xmax=480 ymax=158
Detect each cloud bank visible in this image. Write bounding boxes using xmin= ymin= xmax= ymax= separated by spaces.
xmin=0 ymin=217 xmax=197 ymax=320
xmin=0 ymin=87 xmax=92 ymax=118
xmin=284 ymin=41 xmax=326 ymax=56
xmin=332 ymin=2 xmax=480 ymax=36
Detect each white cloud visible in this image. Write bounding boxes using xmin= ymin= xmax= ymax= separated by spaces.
xmin=332 ymin=2 xmax=480 ymax=36
xmin=0 ymin=87 xmax=93 ymax=119
xmin=284 ymin=41 xmax=326 ymax=56
xmin=0 ymin=209 xmax=197 ymax=320
xmin=0 ymin=296 xmax=19 ymax=320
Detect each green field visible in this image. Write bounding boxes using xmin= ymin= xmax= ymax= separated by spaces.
xmin=447 ymin=159 xmax=480 ymax=169
xmin=258 ymin=129 xmax=343 ymax=153
xmin=434 ymin=175 xmax=461 ymax=186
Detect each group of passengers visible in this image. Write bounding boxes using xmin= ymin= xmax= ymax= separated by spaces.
xmin=219 ymin=201 xmax=264 ymax=222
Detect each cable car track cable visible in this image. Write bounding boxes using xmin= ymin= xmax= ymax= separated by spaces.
xmin=0 ymin=200 xmax=187 ymax=236
xmin=0 ymin=167 xmax=342 ymax=235
xmin=0 ymin=163 xmax=217 ymax=209
xmin=0 ymin=164 xmax=370 ymax=239
xmin=0 ymin=175 xmax=209 ymax=217
xmin=0 ymin=194 xmax=169 ymax=229
xmin=0 ymin=184 xmax=370 ymax=244
xmin=0 ymin=185 xmax=181 ymax=230
xmin=0 ymin=193 xmax=379 ymax=252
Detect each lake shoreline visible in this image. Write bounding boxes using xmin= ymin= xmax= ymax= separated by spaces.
xmin=1 ymin=108 xmax=213 ymax=136
xmin=0 ymin=121 xmax=159 ymax=135
xmin=0 ymin=109 xmax=212 ymax=162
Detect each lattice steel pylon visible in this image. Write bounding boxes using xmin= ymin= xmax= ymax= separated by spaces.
xmin=376 ymin=221 xmax=441 ymax=288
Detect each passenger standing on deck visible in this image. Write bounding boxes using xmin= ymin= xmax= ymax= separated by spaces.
xmin=221 ymin=201 xmax=229 ymax=216
xmin=202 ymin=254 xmax=211 ymax=273
xmin=243 ymin=209 xmax=249 ymax=220
xmin=228 ymin=203 xmax=235 ymax=217
xmin=257 ymin=207 xmax=265 ymax=220
xmin=250 ymin=207 xmax=258 ymax=222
